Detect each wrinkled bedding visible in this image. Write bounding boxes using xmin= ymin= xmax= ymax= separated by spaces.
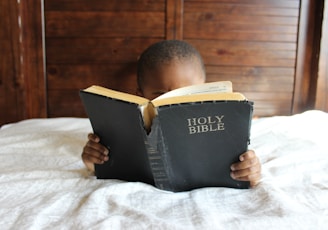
xmin=0 ymin=110 xmax=327 ymax=229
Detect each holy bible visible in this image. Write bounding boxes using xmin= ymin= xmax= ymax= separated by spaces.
xmin=79 ymin=81 xmax=253 ymax=192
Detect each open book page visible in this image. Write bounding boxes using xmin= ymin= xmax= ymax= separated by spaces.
xmin=151 ymin=92 xmax=246 ymax=107
xmin=153 ymin=81 xmax=233 ymax=101
xmin=84 ymin=85 xmax=149 ymax=105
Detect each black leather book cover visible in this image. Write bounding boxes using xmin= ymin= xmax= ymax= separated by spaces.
xmin=79 ymin=91 xmax=154 ymax=185
xmin=148 ymin=100 xmax=253 ymax=192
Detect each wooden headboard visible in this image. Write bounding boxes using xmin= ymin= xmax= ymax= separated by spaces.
xmin=1 ymin=0 xmax=327 ymax=126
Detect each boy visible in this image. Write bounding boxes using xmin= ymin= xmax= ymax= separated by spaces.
xmin=82 ymin=40 xmax=261 ymax=187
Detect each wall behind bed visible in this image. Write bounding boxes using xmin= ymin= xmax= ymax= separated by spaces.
xmin=1 ymin=0 xmax=326 ymax=126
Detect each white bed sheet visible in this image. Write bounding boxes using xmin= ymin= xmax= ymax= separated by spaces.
xmin=0 ymin=110 xmax=327 ymax=229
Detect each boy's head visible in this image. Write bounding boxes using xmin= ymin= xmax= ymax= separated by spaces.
xmin=137 ymin=40 xmax=206 ymax=100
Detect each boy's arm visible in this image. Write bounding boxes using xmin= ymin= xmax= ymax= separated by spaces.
xmin=230 ymin=150 xmax=261 ymax=187
xmin=82 ymin=133 xmax=109 ymax=172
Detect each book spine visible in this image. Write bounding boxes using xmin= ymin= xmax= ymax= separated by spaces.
xmin=247 ymin=101 xmax=254 ymax=146
xmin=146 ymin=117 xmax=172 ymax=191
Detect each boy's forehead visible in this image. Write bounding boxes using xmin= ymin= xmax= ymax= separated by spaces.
xmin=150 ymin=58 xmax=202 ymax=75
xmin=143 ymin=59 xmax=205 ymax=89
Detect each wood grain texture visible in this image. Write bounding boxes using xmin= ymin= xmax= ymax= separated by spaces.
xmin=166 ymin=0 xmax=183 ymax=39
xmin=18 ymin=0 xmax=47 ymax=119
xmin=184 ymin=2 xmax=299 ymax=16
xmin=315 ymin=1 xmax=328 ymax=111
xmin=182 ymin=0 xmax=301 ymax=116
xmin=293 ymin=0 xmax=323 ymax=113
xmin=45 ymin=0 xmax=301 ymax=117
xmin=45 ymin=12 xmax=165 ymax=38
xmin=2 ymin=0 xmax=325 ymax=123
xmin=0 ymin=0 xmax=24 ymax=126
xmin=184 ymin=0 xmax=299 ymax=8
xmin=44 ymin=0 xmax=166 ymax=117
xmin=46 ymin=38 xmax=161 ymax=64
xmin=44 ymin=0 xmax=165 ymax=11
xmin=189 ymin=39 xmax=296 ymax=67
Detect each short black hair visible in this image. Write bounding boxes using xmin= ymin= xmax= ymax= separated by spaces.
xmin=137 ymin=40 xmax=206 ymax=89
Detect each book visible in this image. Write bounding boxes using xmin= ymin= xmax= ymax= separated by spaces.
xmin=79 ymin=81 xmax=253 ymax=192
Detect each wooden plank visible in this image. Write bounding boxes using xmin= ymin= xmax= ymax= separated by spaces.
xmin=184 ymin=28 xmax=297 ymax=42
xmin=188 ymin=39 xmax=296 ymax=67
xmin=46 ymin=63 xmax=138 ymax=94
xmin=46 ymin=38 xmax=161 ymax=64
xmin=189 ymin=40 xmax=297 ymax=52
xmin=293 ymin=0 xmax=322 ymax=113
xmin=18 ymin=0 xmax=47 ymax=119
xmin=184 ymin=22 xmax=298 ymax=37
xmin=166 ymin=0 xmax=183 ymax=39
xmin=47 ymin=90 xmax=87 ymax=117
xmin=0 ymin=0 xmax=24 ymax=126
xmin=183 ymin=2 xmax=299 ymax=42
xmin=184 ymin=14 xmax=298 ymax=26
xmin=45 ymin=12 xmax=165 ymax=37
xmin=44 ymin=0 xmax=165 ymax=12
xmin=207 ymin=76 xmax=294 ymax=92
xmin=206 ymin=66 xmax=295 ymax=76
xmin=184 ymin=20 xmax=298 ymax=33
xmin=184 ymin=3 xmax=299 ymax=16
xmin=253 ymin=106 xmax=292 ymax=117
xmin=255 ymin=103 xmax=291 ymax=110
xmin=206 ymin=66 xmax=295 ymax=92
xmin=0 ymin=36 xmax=20 ymax=125
xmin=315 ymin=1 xmax=328 ymax=111
xmin=184 ymin=0 xmax=299 ymax=9
xmin=245 ymin=92 xmax=294 ymax=116
xmin=186 ymin=33 xmax=296 ymax=42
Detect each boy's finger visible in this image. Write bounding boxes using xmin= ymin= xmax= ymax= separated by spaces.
xmin=231 ymin=164 xmax=261 ymax=178
xmin=83 ymin=154 xmax=107 ymax=164
xmin=231 ymin=167 xmax=261 ymax=182
xmin=231 ymin=156 xmax=259 ymax=171
xmin=86 ymin=140 xmax=109 ymax=155
xmin=82 ymin=146 xmax=109 ymax=163
xmin=239 ymin=150 xmax=255 ymax=161
xmin=88 ymin=133 xmax=100 ymax=142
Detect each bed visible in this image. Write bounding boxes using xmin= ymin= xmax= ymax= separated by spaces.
xmin=0 ymin=110 xmax=327 ymax=229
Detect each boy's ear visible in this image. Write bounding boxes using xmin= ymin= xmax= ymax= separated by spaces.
xmin=136 ymin=87 xmax=143 ymax=97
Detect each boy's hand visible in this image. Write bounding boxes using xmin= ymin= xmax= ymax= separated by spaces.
xmin=82 ymin=133 xmax=109 ymax=172
xmin=230 ymin=150 xmax=261 ymax=187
